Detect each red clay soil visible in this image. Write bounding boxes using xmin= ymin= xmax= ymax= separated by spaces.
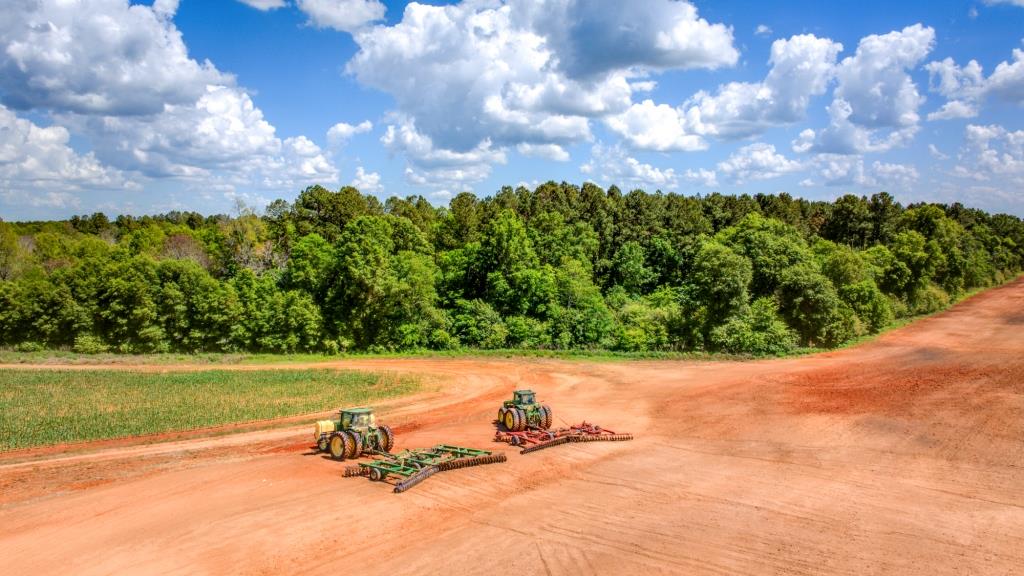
xmin=2 ymin=279 xmax=1023 ymax=575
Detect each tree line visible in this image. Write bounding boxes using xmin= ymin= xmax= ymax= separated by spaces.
xmin=1 ymin=183 xmax=1021 ymax=355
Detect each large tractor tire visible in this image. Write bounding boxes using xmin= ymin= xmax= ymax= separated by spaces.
xmin=345 ymin=430 xmax=362 ymax=459
xmin=498 ymin=407 xmax=507 ymax=426
xmin=378 ymin=425 xmax=395 ymax=453
xmin=503 ymin=409 xmax=516 ymax=431
xmin=316 ymin=435 xmax=329 ymax=453
xmin=512 ymin=408 xmax=526 ymax=431
xmin=328 ymin=432 xmax=349 ymax=460
xmin=540 ymin=405 xmax=553 ymax=429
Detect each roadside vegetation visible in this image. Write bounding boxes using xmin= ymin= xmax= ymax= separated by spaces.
xmin=0 ymin=369 xmax=417 ymax=451
xmin=2 ymin=185 xmax=1022 ymax=357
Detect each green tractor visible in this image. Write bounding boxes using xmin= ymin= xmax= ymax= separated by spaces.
xmin=498 ymin=389 xmax=553 ymax=431
xmin=313 ymin=407 xmax=395 ymax=460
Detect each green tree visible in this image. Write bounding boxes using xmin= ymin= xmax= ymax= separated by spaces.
xmin=777 ymin=263 xmax=857 ymax=347
xmin=709 ymin=297 xmax=796 ymax=355
xmin=689 ymin=240 xmax=752 ymax=328
xmin=451 ymin=299 xmax=508 ymax=348
xmin=95 ymin=257 xmax=166 ymax=352
xmin=822 ymin=194 xmax=872 ymax=247
xmin=285 ymin=233 xmax=334 ymax=300
xmin=717 ymin=213 xmax=812 ymax=296
xmin=611 ymin=241 xmax=655 ymax=296
xmin=548 ymin=259 xmax=614 ymax=348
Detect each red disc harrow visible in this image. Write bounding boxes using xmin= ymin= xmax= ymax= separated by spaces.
xmin=494 ymin=421 xmax=633 ymax=454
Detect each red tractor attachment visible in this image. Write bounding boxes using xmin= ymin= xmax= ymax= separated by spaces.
xmin=494 ymin=421 xmax=633 ymax=454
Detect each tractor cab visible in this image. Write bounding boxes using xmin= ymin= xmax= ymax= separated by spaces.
xmin=513 ymin=390 xmax=536 ymax=406
xmin=341 ymin=407 xmax=375 ymax=430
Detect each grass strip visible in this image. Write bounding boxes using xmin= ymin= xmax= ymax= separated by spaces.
xmin=0 ymin=369 xmax=417 ymax=451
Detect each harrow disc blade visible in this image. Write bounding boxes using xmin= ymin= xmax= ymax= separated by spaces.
xmin=393 ymin=466 xmax=439 ymax=493
xmin=569 ymin=433 xmax=634 ymax=443
xmin=519 ymin=436 xmax=571 ymax=454
xmin=343 ymin=465 xmax=368 ymax=477
xmin=435 ymin=453 xmax=507 ymax=471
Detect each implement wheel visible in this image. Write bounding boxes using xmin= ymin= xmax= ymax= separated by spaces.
xmin=328 ymin=433 xmax=348 ymax=460
xmin=316 ymin=435 xmax=329 ymax=452
xmin=379 ymin=425 xmax=395 ymax=453
xmin=345 ymin=430 xmax=361 ymax=458
xmin=369 ymin=467 xmax=387 ymax=482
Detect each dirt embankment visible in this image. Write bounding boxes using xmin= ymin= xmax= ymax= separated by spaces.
xmin=1 ymin=279 xmax=1023 ymax=575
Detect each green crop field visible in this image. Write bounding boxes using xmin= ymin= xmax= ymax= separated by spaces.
xmin=0 ymin=369 xmax=418 ymax=451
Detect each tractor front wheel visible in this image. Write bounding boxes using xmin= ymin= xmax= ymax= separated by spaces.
xmin=379 ymin=425 xmax=395 ymax=453
xmin=328 ymin=433 xmax=348 ymax=460
xmin=316 ymin=435 xmax=329 ymax=452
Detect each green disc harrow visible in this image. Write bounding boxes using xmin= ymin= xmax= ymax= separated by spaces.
xmin=343 ymin=444 xmax=506 ymax=493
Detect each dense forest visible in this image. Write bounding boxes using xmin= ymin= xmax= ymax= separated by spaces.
xmin=1 ymin=183 xmax=1022 ymax=356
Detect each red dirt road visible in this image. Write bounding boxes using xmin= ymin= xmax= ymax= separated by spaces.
xmin=2 ymin=280 xmax=1023 ymax=575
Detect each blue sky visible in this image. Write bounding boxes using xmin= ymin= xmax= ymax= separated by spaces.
xmin=1 ymin=0 xmax=1023 ymax=220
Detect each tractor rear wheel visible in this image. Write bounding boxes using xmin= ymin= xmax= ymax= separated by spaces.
xmin=316 ymin=435 xmax=329 ymax=452
xmin=328 ymin=433 xmax=348 ymax=460
xmin=540 ymin=405 xmax=553 ymax=429
xmin=498 ymin=407 xmax=507 ymax=426
xmin=512 ymin=408 xmax=525 ymax=431
xmin=345 ymin=430 xmax=361 ymax=458
xmin=379 ymin=425 xmax=395 ymax=453
xmin=503 ymin=409 xmax=516 ymax=431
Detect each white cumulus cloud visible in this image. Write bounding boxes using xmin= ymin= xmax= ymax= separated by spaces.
xmin=810 ymin=154 xmax=918 ymax=189
xmin=717 ymin=143 xmax=802 ymax=183
xmin=525 ymin=0 xmax=739 ymax=78
xmin=236 ymin=0 xmax=287 ymax=10
xmin=327 ymin=120 xmax=373 ymax=146
xmin=796 ymin=25 xmax=933 ymax=156
xmin=347 ymin=0 xmax=739 ymax=190
xmin=296 ymin=0 xmax=386 ymax=33
xmin=580 ymin=144 xmax=682 ymax=190
xmin=872 ymin=161 xmax=919 ymax=189
xmin=516 ymin=143 xmax=570 ymax=162
xmin=833 ymin=24 xmax=934 ymax=129
xmin=383 ymin=120 xmax=506 ymax=190
xmin=684 ymin=33 xmax=843 ymax=139
xmin=682 ymin=168 xmax=719 ymax=188
xmin=922 ymin=42 xmax=1024 ymax=120
xmin=605 ymin=99 xmax=705 ymax=152
xmin=0 ymin=0 xmax=226 ymax=116
xmin=959 ymin=124 xmax=1024 ymax=178
xmin=0 ymin=0 xmax=339 ymax=199
xmin=0 ymin=104 xmax=133 ymax=197
xmin=350 ymin=166 xmax=383 ymax=193
xmin=987 ymin=44 xmax=1024 ymax=104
